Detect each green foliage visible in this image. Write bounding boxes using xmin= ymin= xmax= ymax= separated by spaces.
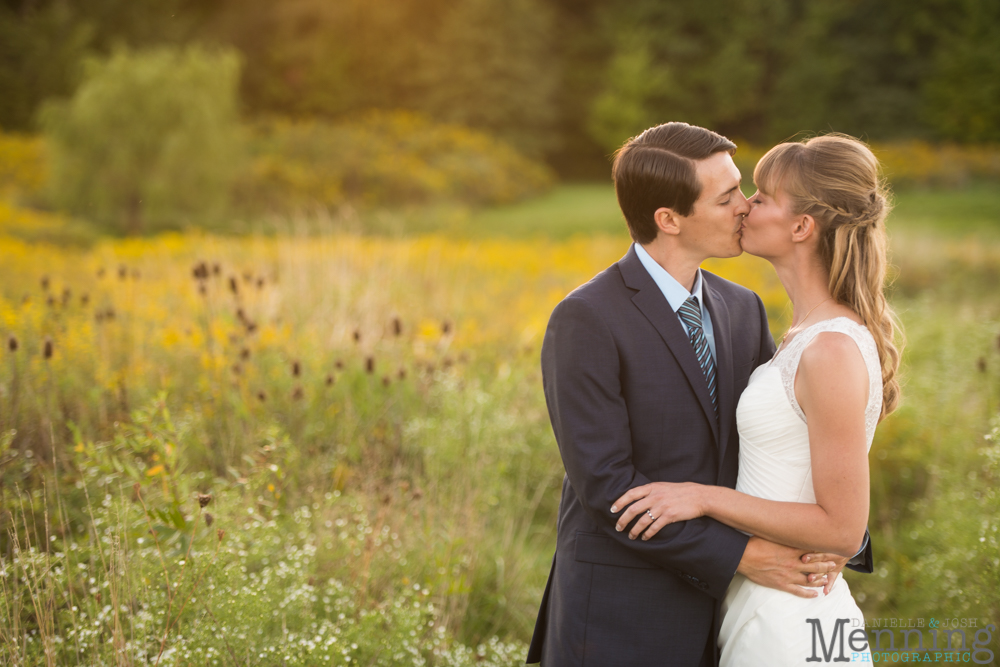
xmin=40 ymin=46 xmax=243 ymax=234
xmin=0 ymin=3 xmax=92 ymax=131
xmin=849 ymin=299 xmax=1000 ymax=651
xmin=417 ymin=0 xmax=557 ymax=156
xmin=5 ymin=0 xmax=1000 ymax=176
xmin=923 ymin=0 xmax=1000 ymax=143
xmin=0 ymin=0 xmax=205 ymax=132
xmin=238 ymin=112 xmax=555 ymax=212
xmin=586 ymin=42 xmax=672 ymax=153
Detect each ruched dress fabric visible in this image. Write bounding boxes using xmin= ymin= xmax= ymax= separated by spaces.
xmin=718 ymin=318 xmax=882 ymax=666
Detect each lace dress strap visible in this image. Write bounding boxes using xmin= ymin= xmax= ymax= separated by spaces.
xmin=770 ymin=317 xmax=883 ymax=447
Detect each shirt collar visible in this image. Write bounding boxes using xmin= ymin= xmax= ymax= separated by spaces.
xmin=633 ymin=243 xmax=703 ymax=314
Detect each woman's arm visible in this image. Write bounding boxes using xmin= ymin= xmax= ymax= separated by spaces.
xmin=611 ymin=332 xmax=871 ymax=557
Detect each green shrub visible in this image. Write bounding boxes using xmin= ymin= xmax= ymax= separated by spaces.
xmin=236 ymin=112 xmax=555 ymax=214
xmin=40 ymin=46 xmax=243 ymax=234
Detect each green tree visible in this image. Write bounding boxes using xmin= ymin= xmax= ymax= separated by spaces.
xmin=0 ymin=0 xmax=206 ymax=131
xmin=417 ymin=0 xmax=558 ymax=156
xmin=40 ymin=46 xmax=243 ymax=234
xmin=923 ymin=0 xmax=1000 ymax=143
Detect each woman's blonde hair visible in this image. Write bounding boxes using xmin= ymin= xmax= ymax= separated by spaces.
xmin=755 ymin=134 xmax=902 ymax=419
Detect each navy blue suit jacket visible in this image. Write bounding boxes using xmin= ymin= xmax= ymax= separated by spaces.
xmin=527 ymin=246 xmax=775 ymax=666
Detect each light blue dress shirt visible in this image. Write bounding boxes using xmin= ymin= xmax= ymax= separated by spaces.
xmin=634 ymin=243 xmax=717 ymax=362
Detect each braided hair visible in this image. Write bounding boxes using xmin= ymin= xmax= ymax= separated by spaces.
xmin=754 ymin=134 xmax=902 ymax=419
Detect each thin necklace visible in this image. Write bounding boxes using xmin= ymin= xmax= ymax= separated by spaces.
xmin=779 ymin=297 xmax=833 ymax=348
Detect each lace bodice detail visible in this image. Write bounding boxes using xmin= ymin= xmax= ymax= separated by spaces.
xmin=769 ymin=317 xmax=882 ymax=447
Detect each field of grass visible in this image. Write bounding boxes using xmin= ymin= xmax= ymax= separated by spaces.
xmin=398 ymin=182 xmax=1000 ymax=241
xmin=1 ymin=184 xmax=999 ymax=665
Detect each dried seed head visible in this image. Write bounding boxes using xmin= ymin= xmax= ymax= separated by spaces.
xmin=325 ymin=374 xmax=335 ymax=386
xmin=231 ymin=363 xmax=241 ymax=375
xmin=8 ymin=335 xmax=18 ymax=352
xmin=40 ymin=275 xmax=50 ymax=290
xmin=204 ymin=512 xmax=214 ymax=527
xmin=217 ymin=529 xmax=225 ymax=541
xmin=334 ymin=359 xmax=344 ymax=370
xmin=43 ymin=337 xmax=53 ymax=359
xmin=118 ymin=265 xmax=127 ymax=280
xmin=80 ymin=293 xmax=89 ymax=306
xmin=397 ymin=367 xmax=407 ymax=380
xmin=96 ymin=267 xmax=106 ymax=279
xmin=392 ymin=317 xmax=403 ymax=336
xmin=353 ymin=329 xmax=361 ymax=343
xmin=240 ymin=347 xmax=251 ymax=360
xmin=256 ymin=277 xmax=265 ymax=289
xmin=245 ymin=321 xmax=257 ymax=334
xmin=198 ymin=493 xmax=213 ymax=508
xmin=442 ymin=320 xmax=452 ymax=335
xmin=382 ymin=375 xmax=391 ymax=387
xmin=257 ymin=390 xmax=266 ymax=402
xmin=198 ymin=283 xmax=207 ymax=296
xmin=365 ymin=356 xmax=375 ymax=374
xmin=212 ymin=263 xmax=221 ymax=276
xmin=228 ymin=276 xmax=238 ymax=295
xmin=237 ymin=308 xmax=249 ymax=322
xmin=242 ymin=271 xmax=252 ymax=283
xmin=105 ymin=307 xmax=115 ymax=320
xmin=192 ymin=261 xmax=209 ymax=280
xmin=61 ymin=288 xmax=71 ymax=306
xmin=292 ymin=385 xmax=304 ymax=400
xmin=46 ymin=295 xmax=56 ymax=307
xmin=443 ymin=356 xmax=454 ymax=369
xmin=978 ymin=357 xmax=988 ymax=373
xmin=292 ymin=360 xmax=301 ymax=377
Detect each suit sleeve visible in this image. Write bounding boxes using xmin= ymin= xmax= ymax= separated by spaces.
xmin=542 ymin=295 xmax=751 ymax=600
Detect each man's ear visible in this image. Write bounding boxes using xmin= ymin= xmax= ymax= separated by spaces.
xmin=653 ymin=207 xmax=682 ymax=236
xmin=791 ymin=213 xmax=817 ymax=243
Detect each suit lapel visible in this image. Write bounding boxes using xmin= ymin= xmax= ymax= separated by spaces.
xmin=618 ymin=248 xmax=719 ymax=443
xmin=702 ymin=278 xmax=735 ymax=464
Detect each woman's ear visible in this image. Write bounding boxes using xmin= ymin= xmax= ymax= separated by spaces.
xmin=654 ymin=207 xmax=682 ymax=236
xmin=790 ymin=213 xmax=817 ymax=243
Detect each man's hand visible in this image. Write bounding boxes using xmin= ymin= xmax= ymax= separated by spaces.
xmin=737 ymin=537 xmax=838 ymax=598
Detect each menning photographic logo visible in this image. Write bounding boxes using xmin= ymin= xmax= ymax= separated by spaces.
xmin=805 ymin=617 xmax=996 ymax=663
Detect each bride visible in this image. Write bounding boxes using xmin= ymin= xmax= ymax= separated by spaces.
xmin=610 ymin=134 xmax=902 ymax=665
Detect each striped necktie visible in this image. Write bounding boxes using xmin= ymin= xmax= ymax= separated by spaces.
xmin=678 ymin=296 xmax=717 ymax=414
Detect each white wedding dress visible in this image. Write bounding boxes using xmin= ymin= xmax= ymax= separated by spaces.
xmin=718 ymin=318 xmax=882 ymax=666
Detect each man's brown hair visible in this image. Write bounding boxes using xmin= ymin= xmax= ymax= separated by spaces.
xmin=612 ymin=122 xmax=737 ymax=244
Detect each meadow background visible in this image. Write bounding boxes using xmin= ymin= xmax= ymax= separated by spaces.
xmin=1 ymin=0 xmax=1000 ymax=665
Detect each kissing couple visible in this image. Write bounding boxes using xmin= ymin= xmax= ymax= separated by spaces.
xmin=527 ymin=123 xmax=902 ymax=666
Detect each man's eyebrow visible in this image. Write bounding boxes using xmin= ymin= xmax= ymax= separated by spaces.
xmin=717 ymin=183 xmax=740 ymax=199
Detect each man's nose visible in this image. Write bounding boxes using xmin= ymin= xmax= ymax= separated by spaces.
xmin=735 ymin=191 xmax=750 ymax=216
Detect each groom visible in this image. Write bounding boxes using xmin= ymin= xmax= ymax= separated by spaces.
xmin=526 ymin=122 xmax=871 ymax=666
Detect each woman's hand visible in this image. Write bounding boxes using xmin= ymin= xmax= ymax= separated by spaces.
xmin=610 ymin=482 xmax=709 ymax=540
xmin=802 ymin=552 xmax=850 ymax=594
